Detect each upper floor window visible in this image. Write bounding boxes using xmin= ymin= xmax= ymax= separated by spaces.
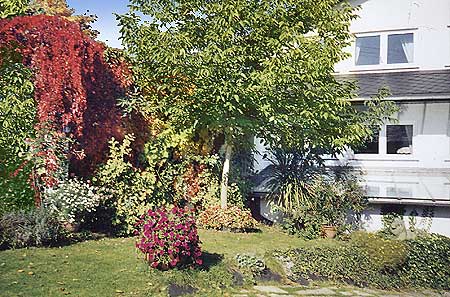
xmin=355 ymin=35 xmax=380 ymax=65
xmin=355 ymin=32 xmax=414 ymax=66
xmin=387 ymin=33 xmax=414 ymax=64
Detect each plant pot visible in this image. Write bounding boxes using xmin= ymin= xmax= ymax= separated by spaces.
xmin=62 ymin=221 xmax=80 ymax=233
xmin=322 ymin=225 xmax=337 ymax=239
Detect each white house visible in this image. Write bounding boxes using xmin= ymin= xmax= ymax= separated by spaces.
xmin=253 ymin=0 xmax=450 ymax=237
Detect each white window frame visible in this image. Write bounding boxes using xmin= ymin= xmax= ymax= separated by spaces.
xmin=352 ymin=121 xmax=416 ymax=160
xmin=353 ymin=29 xmax=417 ymax=72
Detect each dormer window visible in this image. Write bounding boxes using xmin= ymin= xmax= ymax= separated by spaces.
xmin=387 ymin=33 xmax=414 ymax=64
xmin=355 ymin=36 xmax=380 ymax=65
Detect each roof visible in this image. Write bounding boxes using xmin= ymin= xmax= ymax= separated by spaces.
xmin=337 ymin=69 xmax=450 ymax=100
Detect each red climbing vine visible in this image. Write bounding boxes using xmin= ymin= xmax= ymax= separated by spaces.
xmin=0 ymin=15 xmax=147 ymax=179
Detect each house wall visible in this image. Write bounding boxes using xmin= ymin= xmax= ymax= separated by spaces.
xmin=335 ymin=0 xmax=450 ymax=73
xmin=361 ymin=204 xmax=450 ymax=237
xmin=327 ymin=101 xmax=450 ymax=170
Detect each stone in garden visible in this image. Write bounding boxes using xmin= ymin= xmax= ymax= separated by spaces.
xmin=269 ymin=294 xmax=296 ymax=297
xmin=295 ymin=288 xmax=336 ymax=295
xmin=339 ymin=292 xmax=354 ymax=296
xmin=167 ymin=283 xmax=198 ymax=297
xmin=254 ymin=286 xmax=289 ymax=294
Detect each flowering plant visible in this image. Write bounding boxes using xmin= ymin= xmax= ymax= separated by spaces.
xmin=135 ymin=206 xmax=202 ymax=269
xmin=42 ymin=178 xmax=103 ymax=224
xmin=197 ymin=206 xmax=258 ymax=231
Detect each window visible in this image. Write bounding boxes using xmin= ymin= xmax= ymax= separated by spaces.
xmin=387 ymin=125 xmax=413 ymax=154
xmin=354 ymin=127 xmax=379 ymax=154
xmin=388 ymin=33 xmax=414 ymax=64
xmin=355 ymin=36 xmax=380 ymax=65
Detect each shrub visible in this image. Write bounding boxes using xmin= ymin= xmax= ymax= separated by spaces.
xmin=135 ymin=206 xmax=202 ymax=269
xmin=268 ymin=166 xmax=367 ymax=239
xmin=350 ymin=231 xmax=407 ymax=272
xmin=235 ymin=254 xmax=266 ymax=276
xmin=197 ymin=206 xmax=258 ymax=231
xmin=276 ymin=232 xmax=450 ymax=289
xmin=401 ymin=234 xmax=450 ymax=289
xmin=0 ymin=208 xmax=66 ymax=249
xmin=276 ymin=244 xmax=387 ymax=288
xmin=42 ymin=177 xmax=103 ymax=224
xmin=95 ymin=135 xmax=158 ymax=235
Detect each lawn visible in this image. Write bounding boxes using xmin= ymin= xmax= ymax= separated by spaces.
xmin=1 ymin=227 xmax=448 ymax=297
xmin=0 ymin=226 xmax=320 ymax=297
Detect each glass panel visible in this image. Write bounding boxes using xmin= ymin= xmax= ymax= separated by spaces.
xmin=354 ymin=127 xmax=379 ymax=154
xmin=355 ymin=35 xmax=380 ymax=65
xmin=388 ymin=33 xmax=414 ymax=64
xmin=387 ymin=125 xmax=413 ymax=154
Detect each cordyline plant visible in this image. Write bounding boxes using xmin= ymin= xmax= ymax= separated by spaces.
xmin=118 ymin=0 xmax=397 ymax=209
xmin=135 ymin=206 xmax=202 ymax=269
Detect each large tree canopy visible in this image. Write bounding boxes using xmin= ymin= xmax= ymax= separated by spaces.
xmin=118 ymin=0 xmax=395 ymax=207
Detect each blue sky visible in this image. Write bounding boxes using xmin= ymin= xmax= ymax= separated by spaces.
xmin=67 ymin=0 xmax=130 ymax=48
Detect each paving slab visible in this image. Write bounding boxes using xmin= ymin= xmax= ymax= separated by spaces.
xmin=353 ymin=290 xmax=373 ymax=296
xmin=254 ymin=286 xmax=289 ymax=294
xmin=295 ymin=288 xmax=337 ymax=295
xmin=339 ymin=292 xmax=354 ymax=296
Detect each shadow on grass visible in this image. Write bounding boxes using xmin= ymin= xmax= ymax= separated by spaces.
xmin=200 ymin=251 xmax=224 ymax=270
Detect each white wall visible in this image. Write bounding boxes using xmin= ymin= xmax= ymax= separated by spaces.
xmin=335 ymin=0 xmax=450 ymax=73
xmin=327 ymin=102 xmax=450 ymax=170
xmin=361 ymin=204 xmax=450 ymax=237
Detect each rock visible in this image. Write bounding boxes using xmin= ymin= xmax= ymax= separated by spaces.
xmin=232 ymin=270 xmax=245 ymax=286
xmin=255 ymin=269 xmax=283 ymax=282
xmin=167 ymin=284 xmax=198 ymax=297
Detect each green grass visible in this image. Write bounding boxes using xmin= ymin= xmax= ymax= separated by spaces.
xmin=0 ymin=226 xmax=318 ymax=297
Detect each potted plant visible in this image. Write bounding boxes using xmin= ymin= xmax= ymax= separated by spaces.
xmin=313 ymin=175 xmax=367 ymax=239
xmin=42 ymin=178 xmax=102 ymax=232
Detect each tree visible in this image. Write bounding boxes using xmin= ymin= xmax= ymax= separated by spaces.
xmin=118 ymin=0 xmax=395 ymax=208
xmin=0 ymin=48 xmax=36 ymax=214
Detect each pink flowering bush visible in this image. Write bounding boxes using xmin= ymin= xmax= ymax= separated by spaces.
xmin=135 ymin=206 xmax=202 ymax=269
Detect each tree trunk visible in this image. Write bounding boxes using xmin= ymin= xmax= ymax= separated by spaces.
xmin=220 ymin=142 xmax=233 ymax=209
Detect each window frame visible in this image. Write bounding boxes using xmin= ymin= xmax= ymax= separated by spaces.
xmin=353 ymin=29 xmax=416 ymax=71
xmin=352 ymin=122 xmax=416 ymax=159
xmin=386 ymin=124 xmax=414 ymax=155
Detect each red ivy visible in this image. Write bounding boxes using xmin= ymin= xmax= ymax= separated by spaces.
xmin=0 ymin=15 xmax=147 ymax=177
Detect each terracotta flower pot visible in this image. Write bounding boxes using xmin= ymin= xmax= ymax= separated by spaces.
xmin=322 ymin=225 xmax=337 ymax=239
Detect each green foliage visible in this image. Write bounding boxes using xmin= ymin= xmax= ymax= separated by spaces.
xmin=197 ymin=205 xmax=258 ymax=231
xmin=235 ymin=254 xmax=266 ymax=276
xmin=277 ymin=231 xmax=450 ymax=289
xmin=349 ymin=231 xmax=407 ymax=272
xmin=0 ymin=208 xmax=66 ymax=249
xmin=277 ymin=244 xmax=386 ymax=288
xmin=95 ymin=134 xmax=158 ymax=235
xmin=42 ymin=178 xmax=103 ymax=224
xmin=0 ymin=0 xmax=28 ymax=18
xmin=0 ymin=53 xmax=36 ymax=214
xmin=118 ymin=0 xmax=397 ymax=207
xmin=401 ymin=234 xmax=450 ymax=290
xmin=274 ymin=173 xmax=367 ymax=239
